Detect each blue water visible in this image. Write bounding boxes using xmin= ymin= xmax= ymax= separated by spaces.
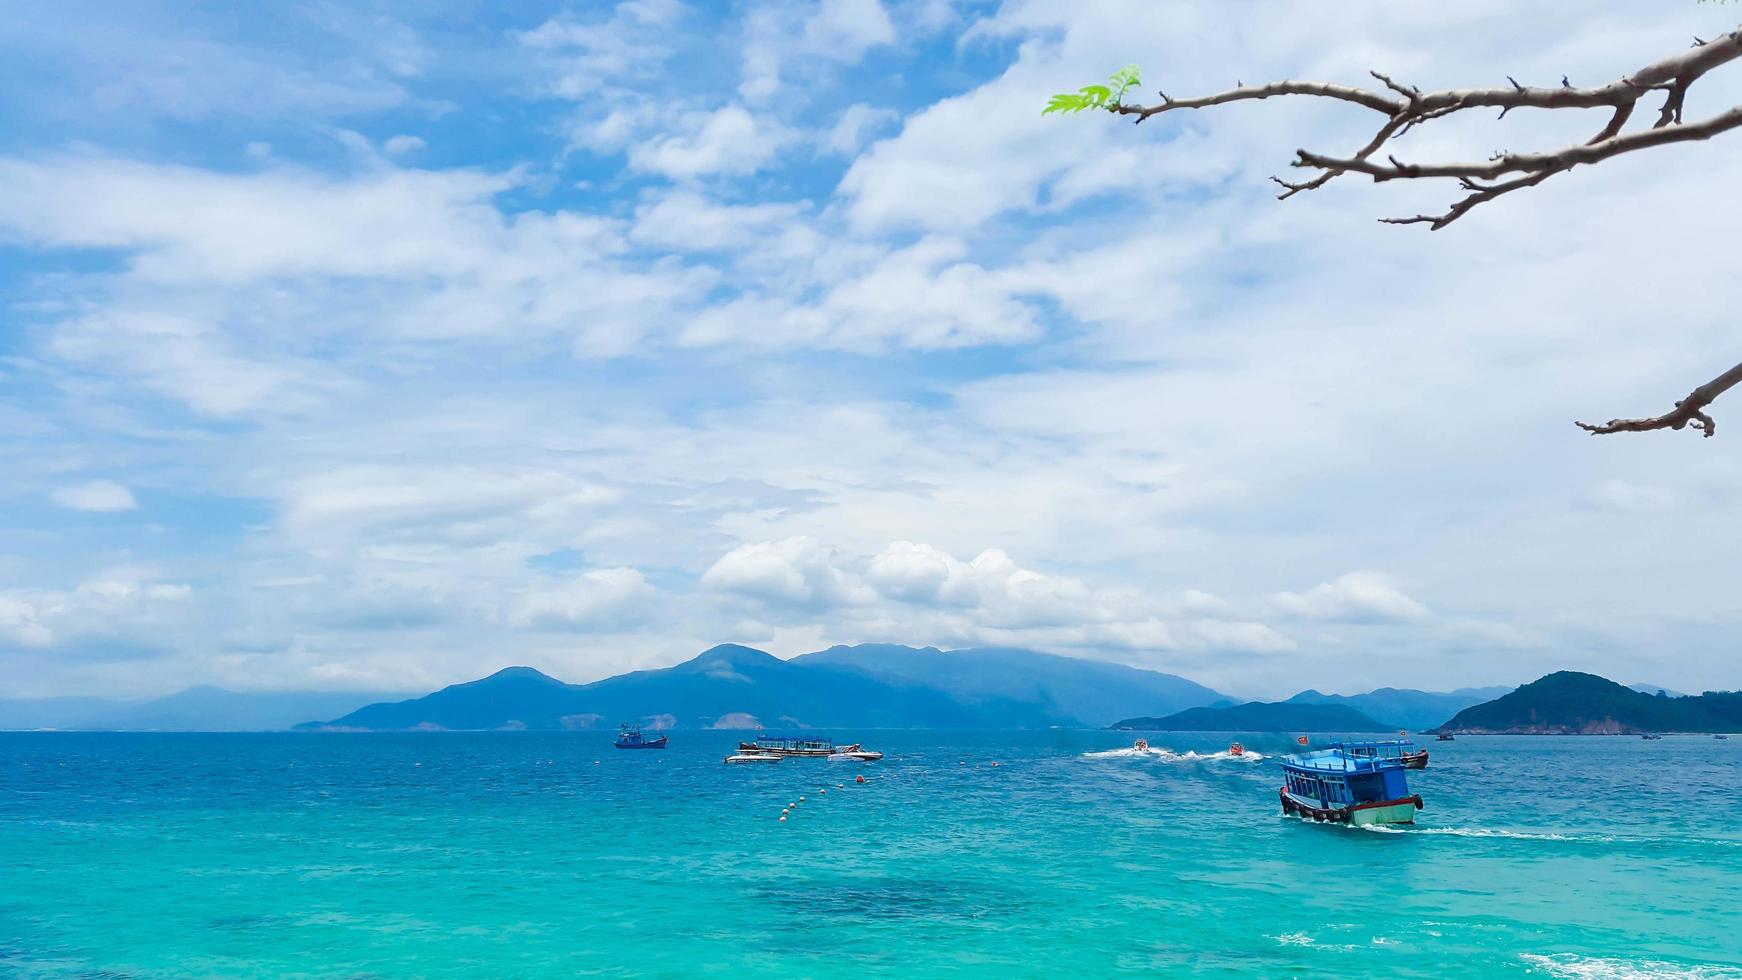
xmin=3 ymin=731 xmax=1740 ymax=978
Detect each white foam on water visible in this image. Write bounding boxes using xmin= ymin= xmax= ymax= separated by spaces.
xmin=1081 ymin=746 xmax=1265 ymax=763
xmin=1521 ymin=953 xmax=1742 ymax=979
xmin=1273 ymin=932 xmax=1313 ymax=947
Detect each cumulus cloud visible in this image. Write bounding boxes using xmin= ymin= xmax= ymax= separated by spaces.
xmin=1272 ymin=572 xmax=1430 ymax=623
xmin=627 ymin=105 xmax=788 ymax=179
xmin=0 ymin=575 xmax=193 ymax=652
xmin=50 ymin=480 xmax=137 ymax=512
xmin=702 ymin=537 xmax=870 ymax=610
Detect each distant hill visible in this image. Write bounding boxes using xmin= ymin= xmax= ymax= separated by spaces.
xmin=1435 ymin=671 xmax=1742 ymax=734
xmin=1111 ymin=700 xmax=1399 ymax=733
xmin=0 ymin=687 xmax=399 ymax=732
xmin=794 ymin=644 xmax=1227 ymax=727
xmin=302 ymin=644 xmax=1067 ymax=732
xmin=1628 ymin=683 xmax=1687 ymax=698
xmin=1286 ymin=686 xmax=1513 ymax=731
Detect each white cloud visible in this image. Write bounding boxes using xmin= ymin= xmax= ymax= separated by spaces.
xmin=519 ymin=0 xmax=686 ymax=98
xmin=631 ymin=190 xmax=806 ymax=251
xmin=1272 ymin=572 xmax=1430 ymax=623
xmin=741 ymin=0 xmax=895 ymax=102
xmin=627 ymin=105 xmax=788 ymax=179
xmin=702 ymin=537 xmax=870 ymax=609
xmin=509 ymin=568 xmax=656 ymax=630
xmin=383 ymin=135 xmax=426 ymax=155
xmin=50 ymin=479 xmax=137 ymax=512
xmin=824 ymin=103 xmax=899 ymax=156
xmin=0 ymin=574 xmax=193 ymax=652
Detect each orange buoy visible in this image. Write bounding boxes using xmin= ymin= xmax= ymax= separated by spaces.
xmin=856 ymin=774 xmax=865 ymax=784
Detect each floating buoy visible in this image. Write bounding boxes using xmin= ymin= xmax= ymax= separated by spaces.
xmin=800 ymin=796 xmax=806 ymax=802
xmin=838 ymin=784 xmax=844 ymax=789
xmin=820 ymin=789 xmax=826 ymax=795
xmin=991 ymin=762 xmax=999 ymax=767
xmin=779 ymin=815 xmax=786 ymax=822
xmin=856 ymin=774 xmax=865 ymax=784
xmin=594 ymin=760 xmax=600 ymax=765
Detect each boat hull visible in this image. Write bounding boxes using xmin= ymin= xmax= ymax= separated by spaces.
xmin=1280 ymin=787 xmax=1421 ymax=826
xmin=615 ymin=736 xmax=668 ymax=749
xmin=1400 ymin=750 xmax=1429 ymax=770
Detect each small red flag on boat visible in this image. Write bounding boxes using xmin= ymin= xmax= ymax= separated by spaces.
xmin=1296 ymin=735 xmax=1309 ymax=745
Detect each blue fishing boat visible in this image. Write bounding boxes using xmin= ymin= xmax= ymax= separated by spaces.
xmin=614 ymin=724 xmax=667 ymax=749
xmin=1280 ymin=740 xmax=1424 ymax=827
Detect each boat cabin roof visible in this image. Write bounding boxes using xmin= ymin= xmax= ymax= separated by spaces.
xmin=1281 ymin=748 xmax=1401 ymax=775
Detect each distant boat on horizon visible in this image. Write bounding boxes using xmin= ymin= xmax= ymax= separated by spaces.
xmin=614 ymin=724 xmax=667 ymax=749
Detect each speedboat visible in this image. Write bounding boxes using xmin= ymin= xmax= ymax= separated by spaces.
xmin=1133 ymin=738 xmax=1149 ymax=752
xmin=1717 ymin=734 xmax=1731 ymax=740
xmin=1642 ymin=733 xmax=1664 ymax=740
xmin=1435 ymin=733 xmax=1456 ymax=741
xmin=1228 ymin=742 xmax=1244 ymax=757
xmin=827 ymin=750 xmax=883 ymax=762
xmin=614 ymin=724 xmax=668 ymax=749
xmin=724 ymin=753 xmax=781 ymax=764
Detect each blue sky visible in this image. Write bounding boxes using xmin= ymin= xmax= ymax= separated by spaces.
xmin=4 ymin=0 xmax=1741 ymax=700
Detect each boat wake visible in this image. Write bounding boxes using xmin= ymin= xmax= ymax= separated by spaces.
xmin=1355 ymin=825 xmax=1742 ymax=849
xmin=1082 ymin=746 xmax=1265 ymax=763
xmin=1521 ymin=953 xmax=1742 ymax=979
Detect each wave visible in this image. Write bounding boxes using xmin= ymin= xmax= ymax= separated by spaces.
xmin=1082 ymin=746 xmax=1265 ymax=763
xmin=1356 ymin=825 xmax=1742 ymax=849
xmin=1521 ymin=953 xmax=1742 ymax=979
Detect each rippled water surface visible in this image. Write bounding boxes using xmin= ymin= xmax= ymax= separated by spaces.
xmin=3 ymin=732 xmax=1740 ymax=977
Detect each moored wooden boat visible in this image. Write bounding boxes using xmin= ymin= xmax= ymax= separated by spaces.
xmin=737 ymin=733 xmax=882 ymax=759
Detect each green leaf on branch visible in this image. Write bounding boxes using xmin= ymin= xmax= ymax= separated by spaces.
xmin=1043 ymin=64 xmax=1143 ymax=116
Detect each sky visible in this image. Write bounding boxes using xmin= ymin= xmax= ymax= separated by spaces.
xmin=2 ymin=1 xmax=1740 ymax=701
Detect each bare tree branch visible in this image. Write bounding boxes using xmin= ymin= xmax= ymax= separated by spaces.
xmin=1109 ymin=24 xmax=1742 ymax=228
xmin=1576 ymin=361 xmax=1742 ymax=438
xmin=1099 ymin=23 xmax=1742 ymax=438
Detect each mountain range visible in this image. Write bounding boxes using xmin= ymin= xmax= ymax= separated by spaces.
xmin=8 ymin=645 xmax=1726 ymax=735
xmin=302 ymin=643 xmax=1231 ymax=731
xmin=1284 ymin=686 xmax=1513 ymax=731
xmin=1111 ymin=701 xmax=1401 ymax=733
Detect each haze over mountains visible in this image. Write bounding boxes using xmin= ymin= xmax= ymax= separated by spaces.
xmin=303 ymin=644 xmax=1231 ymax=731
xmin=0 ymin=687 xmax=398 ymax=732
xmin=9 ymin=642 xmax=1724 ymax=734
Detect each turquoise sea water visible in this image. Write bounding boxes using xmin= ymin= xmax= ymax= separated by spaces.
xmin=3 ymin=731 xmax=1740 ymax=978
